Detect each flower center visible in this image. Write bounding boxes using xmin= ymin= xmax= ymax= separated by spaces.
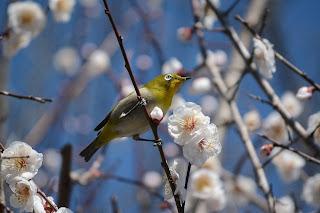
xmin=195 ymin=175 xmax=213 ymax=193
xmin=198 ymin=138 xmax=218 ymax=154
xmin=20 ymin=12 xmax=34 ymax=25
xmin=5 ymin=155 xmax=28 ymax=172
xmin=57 ymin=0 xmax=71 ymax=12
xmin=181 ymin=116 xmax=197 ymax=133
xmin=15 ymin=185 xmax=30 ymax=204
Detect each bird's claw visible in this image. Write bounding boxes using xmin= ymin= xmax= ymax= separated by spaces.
xmin=139 ymin=98 xmax=147 ymax=106
xmin=153 ymin=139 xmax=162 ymax=146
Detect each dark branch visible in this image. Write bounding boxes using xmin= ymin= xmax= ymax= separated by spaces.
xmin=0 ymin=90 xmax=52 ymax=103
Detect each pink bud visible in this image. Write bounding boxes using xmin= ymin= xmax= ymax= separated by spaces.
xmin=150 ymin=107 xmax=163 ymax=124
xmin=296 ymin=86 xmax=314 ymax=102
xmin=177 ymin=27 xmax=192 ymax=42
xmin=259 ymin=144 xmax=274 ymax=158
xmin=159 ymin=202 xmax=170 ymax=210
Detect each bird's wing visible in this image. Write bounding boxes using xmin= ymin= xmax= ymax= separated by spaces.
xmin=94 ymin=106 xmax=115 ymax=131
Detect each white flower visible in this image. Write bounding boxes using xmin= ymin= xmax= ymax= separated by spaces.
xmin=183 ymin=124 xmax=221 ymax=166
xmin=225 ymin=175 xmax=257 ymax=206
xmin=150 ymin=107 xmax=163 ymax=124
xmin=164 ymin=159 xmax=187 ymax=203
xmin=307 ymin=111 xmax=320 ymax=145
xmin=2 ymin=32 xmax=32 ymax=58
xmin=200 ymin=95 xmax=218 ymax=117
xmin=253 ymin=38 xmax=276 ymax=79
xmin=302 ymin=173 xmax=320 ymax=207
xmin=8 ymin=1 xmax=46 ymax=38
xmin=1 ymin=141 xmax=43 ymax=183
xmin=142 ymin=171 xmax=162 ymax=189
xmin=201 ymin=156 xmax=221 ymax=172
xmin=162 ymin=58 xmax=183 ymax=75
xmin=87 ymin=49 xmax=111 ymax=76
xmin=57 ymin=207 xmax=73 ymax=213
xmin=281 ymin=91 xmax=302 ymax=118
xmin=54 ymin=47 xmax=80 ymax=76
xmin=188 ymin=77 xmax=212 ymax=95
xmin=49 ymin=0 xmax=76 ymax=23
xmin=9 ymin=178 xmax=37 ymax=212
xmin=190 ymin=169 xmax=223 ymax=199
xmin=296 ymin=86 xmax=313 ymax=102
xmin=163 ymin=143 xmax=180 ymax=158
xmin=244 ymin=110 xmax=261 ymax=132
xmin=213 ymin=50 xmax=228 ymax=66
xmin=177 ymin=27 xmax=192 ymax=42
xmin=199 ymin=0 xmax=220 ymax=28
xmin=272 ymin=148 xmax=305 ymax=183
xmin=136 ymin=54 xmax=152 ymax=71
xmin=275 ymin=196 xmax=295 ymax=213
xmin=168 ymin=102 xmax=210 ymax=145
xmin=263 ymin=112 xmax=288 ymax=144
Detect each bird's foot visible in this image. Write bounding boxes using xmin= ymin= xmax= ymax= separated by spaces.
xmin=138 ymin=97 xmax=147 ymax=106
xmin=153 ymin=139 xmax=162 ymax=146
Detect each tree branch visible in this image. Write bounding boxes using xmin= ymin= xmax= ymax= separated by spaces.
xmin=0 ymin=90 xmax=52 ymax=103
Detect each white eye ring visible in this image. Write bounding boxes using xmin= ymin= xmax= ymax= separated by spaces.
xmin=164 ymin=74 xmax=173 ymax=81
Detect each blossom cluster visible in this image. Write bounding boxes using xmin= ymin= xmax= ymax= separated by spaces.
xmin=3 ymin=0 xmax=75 ymax=57
xmin=168 ymin=102 xmax=222 ymax=166
xmin=1 ymin=141 xmax=73 ymax=213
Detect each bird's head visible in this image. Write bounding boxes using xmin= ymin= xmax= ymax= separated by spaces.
xmin=145 ymin=73 xmax=190 ymax=95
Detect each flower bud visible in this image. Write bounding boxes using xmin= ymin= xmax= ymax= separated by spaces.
xmin=177 ymin=27 xmax=192 ymax=42
xmin=150 ymin=107 xmax=163 ymax=124
xmin=296 ymin=86 xmax=314 ymax=102
xmin=259 ymin=144 xmax=274 ymax=158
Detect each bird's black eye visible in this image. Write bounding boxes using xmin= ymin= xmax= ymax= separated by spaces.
xmin=164 ymin=74 xmax=173 ymax=81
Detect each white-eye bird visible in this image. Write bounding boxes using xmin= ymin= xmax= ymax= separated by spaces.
xmin=80 ymin=74 xmax=190 ymax=161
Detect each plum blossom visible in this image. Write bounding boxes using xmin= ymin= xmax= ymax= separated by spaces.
xmin=263 ymin=112 xmax=288 ymax=144
xmin=275 ymin=196 xmax=295 ymax=213
xmin=307 ymin=111 xmax=320 ymax=146
xmin=33 ymin=195 xmax=57 ymax=213
xmin=201 ymin=156 xmax=221 ymax=173
xmin=49 ymin=0 xmax=76 ymax=23
xmin=142 ymin=171 xmax=162 ymax=189
xmin=259 ymin=144 xmax=274 ymax=158
xmin=164 ymin=159 xmax=187 ymax=203
xmin=1 ymin=141 xmax=43 ymax=183
xmin=302 ymin=173 xmax=320 ymax=207
xmin=200 ymin=95 xmax=218 ymax=116
xmin=2 ymin=32 xmax=32 ymax=58
xmin=56 ymin=207 xmax=73 ymax=213
xmin=281 ymin=91 xmax=302 ymax=118
xmin=188 ymin=77 xmax=212 ymax=95
xmin=244 ymin=110 xmax=261 ymax=132
xmin=8 ymin=1 xmax=46 ymax=38
xmin=253 ymin=38 xmax=276 ymax=79
xmin=162 ymin=58 xmax=183 ymax=75
xmin=190 ymin=169 xmax=223 ymax=199
xmin=296 ymin=86 xmax=314 ymax=102
xmin=183 ymin=124 xmax=221 ymax=166
xmin=199 ymin=0 xmax=220 ymax=28
xmin=86 ymin=49 xmax=111 ymax=76
xmin=272 ymin=148 xmax=305 ymax=183
xmin=168 ymin=102 xmax=210 ymax=145
xmin=54 ymin=47 xmax=80 ymax=76
xmin=225 ymin=175 xmax=257 ymax=206
xmin=9 ymin=178 xmax=37 ymax=212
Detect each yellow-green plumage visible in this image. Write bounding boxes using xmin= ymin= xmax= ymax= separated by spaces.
xmin=80 ymin=74 xmax=190 ymax=161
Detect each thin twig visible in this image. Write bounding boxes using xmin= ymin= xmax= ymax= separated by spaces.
xmin=35 ymin=182 xmax=58 ymax=212
xmin=235 ymin=14 xmax=320 ymax=91
xmin=258 ymin=134 xmax=320 ymax=165
xmin=0 ymin=202 xmax=13 ymax=213
xmin=0 ymin=90 xmax=52 ymax=103
xmin=258 ymin=9 xmax=270 ymax=36
xmin=101 ymin=1 xmax=182 ymax=212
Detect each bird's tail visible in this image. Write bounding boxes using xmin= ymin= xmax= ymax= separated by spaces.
xmin=80 ymin=137 xmax=100 ymax=162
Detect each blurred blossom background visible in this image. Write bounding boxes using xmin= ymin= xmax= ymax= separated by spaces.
xmin=1 ymin=0 xmax=320 ymax=212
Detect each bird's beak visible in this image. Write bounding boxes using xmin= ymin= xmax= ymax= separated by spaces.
xmin=178 ymin=76 xmax=191 ymax=81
